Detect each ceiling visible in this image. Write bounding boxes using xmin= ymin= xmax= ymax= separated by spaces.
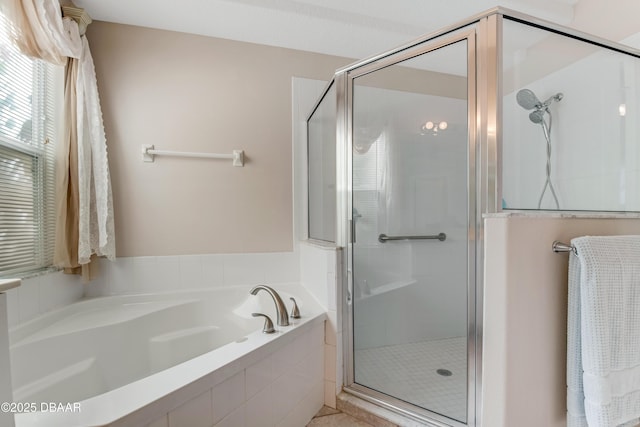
xmin=73 ymin=0 xmax=639 ymax=61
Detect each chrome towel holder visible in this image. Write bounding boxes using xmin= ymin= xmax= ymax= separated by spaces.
xmin=552 ymin=240 xmax=577 ymax=255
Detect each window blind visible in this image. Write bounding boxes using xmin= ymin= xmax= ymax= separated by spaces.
xmin=0 ymin=12 xmax=58 ymax=276
xmin=0 ymin=144 xmax=37 ymax=271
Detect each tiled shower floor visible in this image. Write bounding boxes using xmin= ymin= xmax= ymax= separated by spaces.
xmin=354 ymin=336 xmax=467 ymax=422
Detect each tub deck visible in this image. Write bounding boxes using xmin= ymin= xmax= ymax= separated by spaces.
xmin=10 ymin=285 xmax=325 ymax=427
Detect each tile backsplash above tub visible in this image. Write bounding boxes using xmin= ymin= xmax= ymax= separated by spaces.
xmin=85 ymin=252 xmax=301 ymax=297
xmin=6 ymin=250 xmax=304 ymax=336
xmin=5 ymin=271 xmax=85 ymax=328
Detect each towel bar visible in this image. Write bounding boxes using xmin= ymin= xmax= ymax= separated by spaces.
xmin=141 ymin=144 xmax=244 ymax=166
xmin=552 ymin=240 xmax=577 ymax=255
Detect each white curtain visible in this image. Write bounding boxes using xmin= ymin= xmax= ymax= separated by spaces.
xmin=3 ymin=0 xmax=115 ymax=273
xmin=76 ymin=36 xmax=114 ymax=264
xmin=4 ymin=0 xmax=80 ymax=65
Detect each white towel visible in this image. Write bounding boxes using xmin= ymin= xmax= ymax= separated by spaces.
xmin=567 ymin=235 xmax=640 ymax=427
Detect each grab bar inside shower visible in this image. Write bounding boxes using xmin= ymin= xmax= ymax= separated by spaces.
xmin=378 ymin=233 xmax=446 ymax=243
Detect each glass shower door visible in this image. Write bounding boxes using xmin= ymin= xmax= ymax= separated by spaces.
xmin=350 ymin=39 xmax=470 ymax=423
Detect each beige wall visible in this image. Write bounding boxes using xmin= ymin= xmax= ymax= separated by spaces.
xmin=87 ymin=21 xmax=351 ymax=256
xmin=482 ymin=215 xmax=640 ymax=427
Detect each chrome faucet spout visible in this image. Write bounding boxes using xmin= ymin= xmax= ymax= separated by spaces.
xmin=249 ymin=285 xmax=290 ymax=326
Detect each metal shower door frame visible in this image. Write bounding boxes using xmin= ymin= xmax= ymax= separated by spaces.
xmin=336 ymin=13 xmax=493 ymax=426
xmin=328 ymin=6 xmax=640 ymax=426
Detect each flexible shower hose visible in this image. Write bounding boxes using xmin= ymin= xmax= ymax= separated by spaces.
xmin=537 ymin=109 xmax=560 ymax=209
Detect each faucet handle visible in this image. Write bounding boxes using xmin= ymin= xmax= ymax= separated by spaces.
xmin=252 ymin=313 xmax=275 ymax=334
xmin=289 ymin=297 xmax=301 ymax=319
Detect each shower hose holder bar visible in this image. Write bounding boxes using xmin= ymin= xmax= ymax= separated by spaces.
xmin=142 ymin=144 xmax=244 ymax=166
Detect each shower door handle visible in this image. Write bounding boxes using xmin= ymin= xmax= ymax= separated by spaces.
xmin=378 ymin=233 xmax=446 ymax=243
xmin=350 ymin=220 xmax=356 ymax=244
xmin=346 ymin=269 xmax=353 ymax=305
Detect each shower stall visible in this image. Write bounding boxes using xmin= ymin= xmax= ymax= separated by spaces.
xmin=306 ymin=8 xmax=640 ymax=427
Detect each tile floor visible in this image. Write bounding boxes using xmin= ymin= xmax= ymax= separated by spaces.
xmin=307 ymin=406 xmax=374 ymax=426
xmin=354 ymin=337 xmax=467 ymax=422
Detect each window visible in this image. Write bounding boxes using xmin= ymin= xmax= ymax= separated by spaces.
xmin=0 ymin=13 xmax=61 ymax=276
xmin=307 ymin=82 xmax=336 ymax=242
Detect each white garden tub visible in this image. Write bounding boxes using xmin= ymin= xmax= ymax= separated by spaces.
xmin=9 ymin=284 xmax=325 ymax=426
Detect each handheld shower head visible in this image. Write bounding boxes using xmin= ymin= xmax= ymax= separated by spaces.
xmin=516 ymin=89 xmax=562 ymax=210
xmin=516 ymin=89 xmax=542 ymax=110
xmin=517 ymin=89 xmax=563 ymax=124
xmin=529 ymin=109 xmax=546 ymax=124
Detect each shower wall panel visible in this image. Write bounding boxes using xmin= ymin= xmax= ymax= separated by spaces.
xmin=502 ymin=19 xmax=640 ymax=212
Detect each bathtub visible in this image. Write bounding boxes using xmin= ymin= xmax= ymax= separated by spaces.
xmin=9 ymin=284 xmax=326 ymax=427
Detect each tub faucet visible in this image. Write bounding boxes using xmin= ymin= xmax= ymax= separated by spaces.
xmin=249 ymin=285 xmax=289 ymax=326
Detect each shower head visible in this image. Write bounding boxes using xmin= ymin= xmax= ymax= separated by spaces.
xmin=529 ymin=109 xmax=545 ymax=124
xmin=517 ymin=88 xmax=563 ymax=124
xmin=517 ymin=89 xmax=564 ymax=111
xmin=516 ymin=89 xmax=542 ymax=110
